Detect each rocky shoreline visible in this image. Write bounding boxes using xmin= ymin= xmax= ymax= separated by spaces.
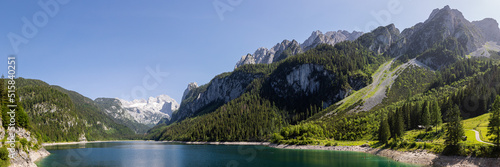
xmin=10 ymin=148 xmax=50 ymax=167
xmin=269 ymin=144 xmax=500 ymax=167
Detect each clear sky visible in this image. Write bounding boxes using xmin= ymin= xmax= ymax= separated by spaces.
xmin=1 ymin=0 xmax=499 ymax=103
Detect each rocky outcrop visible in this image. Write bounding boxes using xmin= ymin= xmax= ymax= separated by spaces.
xmin=235 ymin=30 xmax=363 ymax=69
xmin=272 ymin=64 xmax=331 ymax=97
xmin=265 ymin=64 xmax=369 ymax=109
xmin=235 ymin=40 xmax=303 ymax=68
xmin=272 ymin=40 xmax=303 ymax=62
xmin=301 ymin=30 xmax=363 ymax=51
xmin=358 ymin=24 xmax=401 ymax=54
xmin=1 ymin=127 xmax=50 ymax=167
xmin=472 ymin=18 xmax=500 ymax=43
xmin=181 ymin=82 xmax=198 ymax=101
xmin=10 ymin=147 xmax=50 ymax=167
xmin=171 ymin=72 xmax=264 ymax=123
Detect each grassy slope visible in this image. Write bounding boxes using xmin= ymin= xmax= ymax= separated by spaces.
xmin=463 ymin=113 xmax=492 ymax=143
xmin=293 ymin=112 xmax=494 ymax=155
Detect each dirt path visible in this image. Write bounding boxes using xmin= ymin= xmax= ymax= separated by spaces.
xmin=471 ymin=129 xmax=494 ymax=145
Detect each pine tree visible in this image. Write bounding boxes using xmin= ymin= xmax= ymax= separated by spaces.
xmin=487 ymin=95 xmax=500 ymax=146
xmin=431 ymin=100 xmax=443 ymax=132
xmin=445 ymin=104 xmax=464 ymax=146
xmin=378 ymin=115 xmax=391 ymax=144
xmin=421 ymin=101 xmax=431 ymax=131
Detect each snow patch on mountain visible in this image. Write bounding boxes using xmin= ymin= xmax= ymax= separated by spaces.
xmin=96 ymin=95 xmax=179 ymax=127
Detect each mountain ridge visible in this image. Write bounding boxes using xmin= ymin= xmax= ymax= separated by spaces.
xmin=234 ymin=30 xmax=363 ymax=68
xmin=149 ymin=6 xmax=500 ymax=144
xmin=95 ymin=95 xmax=179 ymax=133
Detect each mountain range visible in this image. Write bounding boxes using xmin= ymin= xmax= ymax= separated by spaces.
xmin=234 ymin=30 xmax=363 ymax=69
xmin=3 ymin=5 xmax=500 ymax=147
xmin=148 ymin=5 xmax=500 ymax=142
xmin=95 ymin=95 xmax=179 ymax=133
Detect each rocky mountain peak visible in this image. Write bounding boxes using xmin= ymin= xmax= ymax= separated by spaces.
xmin=301 ymin=30 xmax=363 ymax=51
xmin=473 ymin=18 xmax=500 ymax=43
xmin=182 ymin=82 xmax=199 ymax=101
xmin=234 ymin=29 xmax=363 ymax=69
xmin=357 ymin=24 xmax=401 ymax=54
xmin=301 ymin=30 xmax=324 ymax=49
xmin=391 ymin=5 xmax=485 ymax=58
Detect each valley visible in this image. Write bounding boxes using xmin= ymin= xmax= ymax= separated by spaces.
xmin=2 ymin=4 xmax=500 ymax=167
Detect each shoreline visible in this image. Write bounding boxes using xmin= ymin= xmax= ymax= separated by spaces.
xmin=268 ymin=144 xmax=500 ymax=167
xmin=40 ymin=140 xmax=500 ymax=166
xmin=269 ymin=144 xmax=434 ymax=166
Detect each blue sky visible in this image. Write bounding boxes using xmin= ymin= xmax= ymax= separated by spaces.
xmin=1 ymin=0 xmax=499 ymax=102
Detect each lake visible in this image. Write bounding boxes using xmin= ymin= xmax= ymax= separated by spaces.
xmin=37 ymin=141 xmax=417 ymax=167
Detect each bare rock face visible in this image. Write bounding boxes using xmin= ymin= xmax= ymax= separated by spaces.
xmin=301 ymin=30 xmax=363 ymax=51
xmin=235 ymin=40 xmax=303 ymax=68
xmin=171 ymin=72 xmax=264 ymax=124
xmin=358 ymin=24 xmax=401 ymax=54
xmin=272 ymin=39 xmax=303 ymax=62
xmin=391 ymin=5 xmax=485 ymax=58
xmin=472 ymin=18 xmax=500 ymax=43
xmin=234 ymin=54 xmax=256 ymax=69
xmin=181 ymin=82 xmax=199 ymax=102
xmin=273 ymin=64 xmax=331 ymax=97
xmin=5 ymin=127 xmax=50 ymax=167
xmin=234 ymin=30 xmax=363 ymax=69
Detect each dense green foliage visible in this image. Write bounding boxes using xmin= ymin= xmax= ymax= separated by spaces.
xmin=421 ymin=101 xmax=431 ymax=130
xmin=378 ymin=115 xmax=391 ymax=144
xmin=143 ymin=20 xmax=500 ymax=159
xmin=155 ymin=41 xmax=387 ymax=141
xmin=414 ymin=37 xmax=467 ymax=69
xmin=488 ymin=95 xmax=500 ymax=145
xmin=445 ymin=105 xmax=465 ymax=146
xmin=151 ymin=93 xmax=286 ymax=141
xmin=431 ymin=100 xmax=443 ymax=131
xmin=2 ymin=78 xmax=135 ymax=142
xmin=0 ymin=79 xmax=30 ymax=130
xmin=0 ymin=146 xmax=8 ymax=167
xmin=261 ymin=43 xmax=386 ymax=120
xmin=384 ymin=65 xmax=436 ymax=104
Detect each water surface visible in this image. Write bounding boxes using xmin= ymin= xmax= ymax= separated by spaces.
xmin=37 ymin=141 xmax=417 ymax=167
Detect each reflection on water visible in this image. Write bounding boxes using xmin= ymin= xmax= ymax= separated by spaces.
xmin=37 ymin=141 xmax=418 ymax=167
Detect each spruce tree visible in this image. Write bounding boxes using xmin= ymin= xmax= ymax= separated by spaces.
xmin=379 ymin=115 xmax=391 ymax=144
xmin=394 ymin=110 xmax=405 ymax=139
xmin=487 ymin=95 xmax=500 ymax=146
xmin=445 ymin=104 xmax=464 ymax=146
xmin=421 ymin=101 xmax=431 ymax=131
xmin=431 ymin=100 xmax=443 ymax=132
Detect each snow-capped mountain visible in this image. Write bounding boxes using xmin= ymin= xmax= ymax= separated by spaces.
xmin=119 ymin=95 xmax=179 ymax=118
xmin=95 ymin=95 xmax=179 ymax=133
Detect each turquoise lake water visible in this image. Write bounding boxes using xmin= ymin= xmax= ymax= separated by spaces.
xmin=36 ymin=141 xmax=418 ymax=167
